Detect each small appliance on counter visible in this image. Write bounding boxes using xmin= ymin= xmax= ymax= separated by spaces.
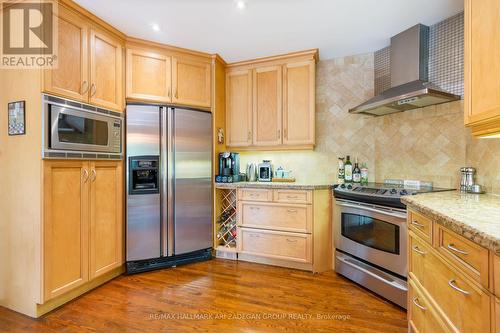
xmin=258 ymin=160 xmax=273 ymax=182
xmin=246 ymin=162 xmax=258 ymax=182
xmin=215 ymin=152 xmax=243 ymax=183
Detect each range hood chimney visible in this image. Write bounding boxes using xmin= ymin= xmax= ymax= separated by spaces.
xmin=349 ymin=24 xmax=460 ymax=116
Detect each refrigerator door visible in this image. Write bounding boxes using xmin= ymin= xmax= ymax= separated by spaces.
xmin=171 ymin=108 xmax=213 ymax=255
xmin=126 ymin=105 xmax=161 ymax=261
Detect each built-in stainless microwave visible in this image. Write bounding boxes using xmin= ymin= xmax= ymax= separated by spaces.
xmin=43 ymin=95 xmax=123 ymax=159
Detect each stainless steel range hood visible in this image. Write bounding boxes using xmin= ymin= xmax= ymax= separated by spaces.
xmin=349 ymin=24 xmax=460 ymax=116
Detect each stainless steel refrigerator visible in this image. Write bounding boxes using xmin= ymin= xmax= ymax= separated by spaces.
xmin=126 ymin=105 xmax=213 ymax=273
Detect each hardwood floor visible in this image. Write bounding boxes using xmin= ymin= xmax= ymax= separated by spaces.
xmin=0 ymin=259 xmax=407 ymax=333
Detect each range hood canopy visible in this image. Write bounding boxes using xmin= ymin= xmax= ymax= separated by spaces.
xmin=349 ymin=24 xmax=460 ymax=116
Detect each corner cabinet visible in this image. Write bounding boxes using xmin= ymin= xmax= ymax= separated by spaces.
xmin=43 ymin=160 xmax=123 ymax=302
xmin=225 ymin=50 xmax=318 ymax=150
xmin=43 ymin=4 xmax=124 ymax=112
xmin=464 ymin=0 xmax=500 ymax=137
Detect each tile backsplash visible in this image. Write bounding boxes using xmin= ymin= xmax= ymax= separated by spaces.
xmin=236 ymin=53 xmax=500 ymax=193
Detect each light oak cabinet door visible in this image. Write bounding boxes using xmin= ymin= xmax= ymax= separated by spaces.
xmin=172 ymin=57 xmax=211 ymax=108
xmin=283 ymin=61 xmax=315 ymax=146
xmin=44 ymin=6 xmax=88 ymax=102
xmin=43 ymin=160 xmax=89 ymax=301
xmin=126 ymin=49 xmax=171 ymax=103
xmin=89 ymin=161 xmax=123 ymax=279
xmin=465 ymin=0 xmax=500 ymax=127
xmin=226 ymin=69 xmax=253 ymax=146
xmin=90 ymin=29 xmax=124 ymax=112
xmin=253 ymin=66 xmax=282 ymax=146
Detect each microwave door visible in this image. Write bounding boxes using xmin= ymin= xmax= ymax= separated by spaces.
xmin=50 ymin=105 xmax=112 ymax=153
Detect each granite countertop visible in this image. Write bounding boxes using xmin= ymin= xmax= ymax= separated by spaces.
xmin=402 ymin=191 xmax=500 ymax=255
xmin=214 ymin=182 xmax=332 ymax=190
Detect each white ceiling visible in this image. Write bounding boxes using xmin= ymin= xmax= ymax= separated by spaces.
xmin=75 ymin=0 xmax=464 ymax=63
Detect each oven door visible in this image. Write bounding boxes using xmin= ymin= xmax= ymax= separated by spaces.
xmin=50 ymin=105 xmax=114 ymax=153
xmin=334 ymin=199 xmax=407 ymax=277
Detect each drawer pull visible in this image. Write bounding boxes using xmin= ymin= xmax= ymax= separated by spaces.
xmin=286 ymin=239 xmax=298 ymax=243
xmin=412 ymin=296 xmax=427 ymax=311
xmin=411 ymin=220 xmax=425 ymax=229
xmin=287 ymin=209 xmax=298 ymax=213
xmin=447 ymin=243 xmax=469 ymax=255
xmin=287 ymin=195 xmax=298 ymax=199
xmin=249 ymin=206 xmax=260 ymax=210
xmin=249 ymin=234 xmax=260 ymax=238
xmin=412 ymin=246 xmax=426 ymax=255
xmin=248 ymin=193 xmax=258 ymax=196
xmin=448 ymin=279 xmax=470 ymax=295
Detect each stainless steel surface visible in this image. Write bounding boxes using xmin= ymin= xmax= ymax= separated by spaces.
xmin=460 ymin=167 xmax=476 ymax=193
xmin=258 ymin=160 xmax=273 ymax=182
xmin=173 ymin=108 xmax=213 ymax=255
xmin=43 ymin=95 xmax=123 ymax=158
xmin=335 ymin=251 xmax=407 ymax=308
xmin=166 ymin=107 xmax=175 ymax=256
xmin=126 ymin=105 xmax=161 ymax=261
xmin=334 ymin=198 xmax=408 ymax=276
xmin=350 ymin=23 xmax=460 ymax=116
xmin=246 ymin=162 xmax=258 ymax=182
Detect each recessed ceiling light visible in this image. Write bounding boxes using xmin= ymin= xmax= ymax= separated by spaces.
xmin=235 ymin=0 xmax=246 ymax=10
xmin=151 ymin=23 xmax=160 ymax=32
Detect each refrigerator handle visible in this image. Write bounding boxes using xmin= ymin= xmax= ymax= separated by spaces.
xmin=167 ymin=107 xmax=175 ymax=256
xmin=160 ymin=107 xmax=169 ymax=256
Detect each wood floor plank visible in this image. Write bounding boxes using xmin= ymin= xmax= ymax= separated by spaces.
xmin=0 ymin=259 xmax=407 ymax=333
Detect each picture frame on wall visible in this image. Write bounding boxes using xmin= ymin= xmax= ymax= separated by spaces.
xmin=8 ymin=101 xmax=26 ymax=136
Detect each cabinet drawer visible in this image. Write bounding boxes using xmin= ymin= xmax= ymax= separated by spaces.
xmin=238 ymin=188 xmax=273 ymax=202
xmin=238 ymin=228 xmax=311 ymax=263
xmin=408 ymin=279 xmax=449 ymax=333
xmin=273 ymin=189 xmax=312 ymax=204
xmin=425 ymin=250 xmax=491 ymax=333
xmin=408 ymin=210 xmax=433 ymax=244
xmin=435 ymin=224 xmax=489 ymax=289
xmin=409 ymin=231 xmax=430 ymax=287
xmin=238 ymin=202 xmax=312 ymax=233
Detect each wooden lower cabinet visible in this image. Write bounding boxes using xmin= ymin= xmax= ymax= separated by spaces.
xmin=43 ymin=160 xmax=123 ymax=302
xmin=89 ymin=161 xmax=123 ymax=279
xmin=408 ymin=279 xmax=449 ymax=333
xmin=408 ymin=209 xmax=494 ymax=333
xmin=43 ymin=160 xmax=89 ymax=300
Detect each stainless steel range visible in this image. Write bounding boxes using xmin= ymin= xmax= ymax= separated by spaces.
xmin=333 ymin=181 xmax=454 ymax=308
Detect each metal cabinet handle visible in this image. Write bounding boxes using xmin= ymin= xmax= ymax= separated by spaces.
xmin=249 ymin=206 xmax=260 ymax=210
xmin=287 ymin=195 xmax=298 ymax=199
xmin=284 ymin=128 xmax=288 ymax=139
xmin=82 ymin=81 xmax=89 ymax=94
xmin=168 ymin=89 xmax=171 ymax=98
xmin=447 ymin=243 xmax=469 ymax=255
xmin=248 ymin=131 xmax=252 ymax=141
xmin=411 ymin=220 xmax=425 ymax=229
xmin=277 ymin=129 xmax=281 ymax=139
xmin=90 ymin=83 xmax=97 ymax=97
xmin=287 ymin=209 xmax=298 ymax=213
xmin=248 ymin=193 xmax=258 ymax=196
xmin=82 ymin=169 xmax=89 ymax=183
xmin=412 ymin=246 xmax=426 ymax=255
xmin=448 ymin=279 xmax=470 ymax=295
xmin=412 ymin=297 xmax=427 ymax=311
xmin=286 ymin=239 xmax=298 ymax=243
xmin=175 ymin=89 xmax=178 ymax=99
xmin=90 ymin=169 xmax=97 ymax=182
xmin=249 ymin=234 xmax=260 ymax=238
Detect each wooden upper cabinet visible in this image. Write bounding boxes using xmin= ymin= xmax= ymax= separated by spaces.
xmin=283 ymin=61 xmax=315 ymax=146
xmin=43 ymin=160 xmax=89 ymax=301
xmin=465 ymin=0 xmax=500 ymax=135
xmin=253 ymin=66 xmax=282 ymax=146
xmin=226 ymin=69 xmax=253 ymax=147
xmin=126 ymin=48 xmax=171 ymax=103
xmin=172 ymin=57 xmax=211 ymax=108
xmin=44 ymin=6 xmax=88 ymax=102
xmin=89 ymin=161 xmax=123 ymax=279
xmin=89 ymin=28 xmax=124 ymax=112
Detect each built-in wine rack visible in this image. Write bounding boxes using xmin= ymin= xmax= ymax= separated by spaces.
xmin=215 ymin=188 xmax=237 ymax=258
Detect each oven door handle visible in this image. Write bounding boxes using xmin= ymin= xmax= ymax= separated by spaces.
xmin=336 ymin=201 xmax=407 ymax=220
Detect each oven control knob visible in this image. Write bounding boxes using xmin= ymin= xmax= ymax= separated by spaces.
xmin=400 ymin=189 xmax=408 ymax=195
xmin=390 ymin=188 xmax=397 ymax=195
xmin=340 ymin=184 xmax=346 ymax=189
xmin=347 ymin=184 xmax=353 ymax=190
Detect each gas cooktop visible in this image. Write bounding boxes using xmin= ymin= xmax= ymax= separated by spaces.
xmin=333 ymin=182 xmax=455 ymax=209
